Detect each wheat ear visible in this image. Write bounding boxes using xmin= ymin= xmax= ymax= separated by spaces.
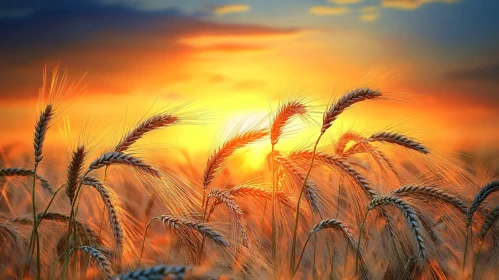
xmin=115 ymin=265 xmax=190 ymax=280
xmin=322 ymin=88 xmax=381 ymax=134
xmin=88 ymin=152 xmax=160 ymax=177
xmin=228 ymin=185 xmax=294 ymax=209
xmin=392 ymin=185 xmax=468 ymax=214
xmin=315 ymin=219 xmax=370 ymax=278
xmin=78 ymin=246 xmax=114 ymax=280
xmin=11 ymin=212 xmax=103 ymax=246
xmin=367 ymin=132 xmax=429 ymax=154
xmin=369 ymin=195 xmax=426 ymax=259
xmin=467 ymin=180 xmax=499 ymax=228
xmin=335 ymin=131 xmax=365 ymax=155
xmin=275 ymin=155 xmax=322 ymax=214
xmin=115 ymin=114 xmax=179 ymax=153
xmin=270 ymin=100 xmax=307 ymax=145
xmin=0 ymin=220 xmax=26 ymax=248
xmin=66 ymin=146 xmax=86 ymax=204
xmin=294 ymin=151 xmax=377 ymax=198
xmin=0 ymin=167 xmax=54 ymax=194
xmin=34 ymin=104 xmax=54 ymax=168
xmin=208 ymin=188 xmax=248 ymax=247
xmin=153 ymin=215 xmax=229 ymax=247
xmin=478 ymin=206 xmax=499 ymax=242
xmin=82 ymin=177 xmax=124 ymax=256
xmin=203 ymin=128 xmax=268 ymax=189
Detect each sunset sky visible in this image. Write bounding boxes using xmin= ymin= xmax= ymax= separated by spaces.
xmin=0 ymin=0 xmax=498 ymax=164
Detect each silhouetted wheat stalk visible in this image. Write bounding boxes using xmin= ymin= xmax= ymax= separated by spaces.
xmin=270 ymin=101 xmax=306 ymax=275
xmin=30 ymin=103 xmax=55 ymax=280
xmin=473 ymin=206 xmax=499 ymax=277
xmin=292 ymin=151 xmax=377 ymax=198
xmin=0 ymin=167 xmax=54 ymax=194
xmin=392 ymin=185 xmax=468 ymax=214
xmin=116 ymin=265 xmax=190 ymax=280
xmin=290 ymin=88 xmax=381 ymax=275
xmin=366 ymin=132 xmax=429 ymax=154
xmin=228 ymin=185 xmax=294 ymax=209
xmin=88 ymin=152 xmax=161 ymax=177
xmin=66 ymin=146 xmax=86 ymax=205
xmin=0 ymin=220 xmax=26 ymax=250
xmin=82 ymin=177 xmax=123 ymax=256
xmin=138 ymin=215 xmax=228 ymax=266
xmin=115 ymin=114 xmax=180 ymax=153
xmin=463 ymin=180 xmax=499 ymax=276
xmin=11 ymin=212 xmax=103 ymax=247
xmin=295 ymin=219 xmax=370 ymax=278
xmin=202 ymin=128 xmax=268 ymax=213
xmin=275 ymin=155 xmax=322 ymax=215
xmin=355 ymin=195 xmax=426 ymax=272
xmin=77 ymin=246 xmax=114 ymax=280
xmin=207 ymin=188 xmax=248 ymax=247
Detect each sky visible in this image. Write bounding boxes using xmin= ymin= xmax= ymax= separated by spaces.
xmin=0 ymin=0 xmax=498 ymax=165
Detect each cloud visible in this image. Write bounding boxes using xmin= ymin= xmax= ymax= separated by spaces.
xmin=447 ymin=62 xmax=499 ymax=83
xmin=360 ymin=13 xmax=380 ymax=22
xmin=211 ymin=4 xmax=250 ymax=15
xmin=382 ymin=0 xmax=458 ymax=10
xmin=0 ymin=2 xmax=299 ymax=100
xmin=194 ymin=43 xmax=265 ymax=53
xmin=309 ymin=6 xmax=349 ymax=15
xmin=329 ymin=0 xmax=362 ymax=4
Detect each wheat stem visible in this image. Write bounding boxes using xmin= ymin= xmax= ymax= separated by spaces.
xmin=290 ymin=133 xmax=322 ymax=275
xmin=355 ymin=208 xmax=370 ymax=273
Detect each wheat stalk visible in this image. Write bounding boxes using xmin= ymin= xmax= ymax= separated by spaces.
xmin=88 ymin=152 xmax=160 ymax=177
xmin=228 ymin=185 xmax=294 ymax=209
xmin=369 ymin=195 xmax=426 ymax=259
xmin=115 ymin=114 xmax=179 ymax=153
xmin=467 ymin=180 xmax=499 ymax=228
xmin=293 ymin=151 xmax=377 ymax=198
xmin=315 ymin=219 xmax=369 ymax=278
xmin=275 ymin=155 xmax=322 ymax=214
xmin=270 ymin=100 xmax=307 ymax=145
xmin=33 ymin=105 xmax=55 ymax=280
xmin=0 ymin=167 xmax=54 ymax=194
xmin=391 ymin=185 xmax=468 ymax=214
xmin=78 ymin=246 xmax=114 ymax=280
xmin=66 ymin=146 xmax=86 ymax=204
xmin=115 ymin=265 xmax=190 ymax=280
xmin=11 ymin=212 xmax=103 ymax=246
xmin=335 ymin=131 xmax=365 ymax=155
xmin=366 ymin=132 xmax=429 ymax=154
xmin=82 ymin=177 xmax=124 ymax=256
xmin=478 ymin=206 xmax=499 ymax=242
xmin=152 ymin=215 xmax=229 ymax=247
xmin=463 ymin=180 xmax=499 ymax=275
xmin=322 ymin=88 xmax=381 ymax=134
xmin=203 ymin=128 xmax=268 ymax=189
xmin=0 ymin=220 xmax=26 ymax=249
xmin=208 ymin=188 xmax=248 ymax=247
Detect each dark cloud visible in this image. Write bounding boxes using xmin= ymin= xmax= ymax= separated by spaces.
xmin=447 ymin=62 xmax=499 ymax=83
xmin=0 ymin=2 xmax=298 ymax=100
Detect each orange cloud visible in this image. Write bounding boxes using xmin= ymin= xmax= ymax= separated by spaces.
xmin=212 ymin=4 xmax=251 ymax=15
xmin=329 ymin=0 xmax=362 ymax=4
xmin=382 ymin=0 xmax=457 ymax=10
xmin=360 ymin=13 xmax=380 ymax=22
xmin=309 ymin=6 xmax=349 ymax=15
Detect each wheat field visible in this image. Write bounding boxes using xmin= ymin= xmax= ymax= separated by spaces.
xmin=0 ymin=68 xmax=498 ymax=280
